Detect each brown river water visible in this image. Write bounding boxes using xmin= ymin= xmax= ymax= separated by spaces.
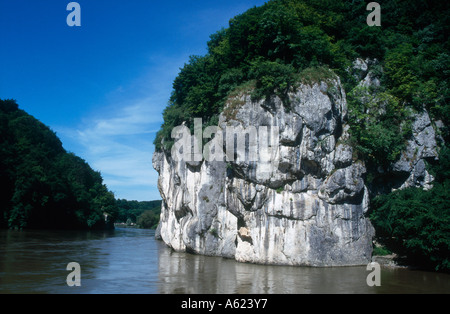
xmin=0 ymin=227 xmax=449 ymax=294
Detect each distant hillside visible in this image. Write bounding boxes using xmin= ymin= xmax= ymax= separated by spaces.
xmin=116 ymin=199 xmax=161 ymax=229
xmin=0 ymin=99 xmax=118 ymax=229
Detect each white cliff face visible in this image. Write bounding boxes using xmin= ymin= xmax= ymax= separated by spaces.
xmin=153 ymin=75 xmax=376 ymax=266
xmin=392 ymin=110 xmax=438 ymax=190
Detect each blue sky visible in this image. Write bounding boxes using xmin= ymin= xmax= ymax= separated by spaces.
xmin=0 ymin=0 xmax=267 ymax=201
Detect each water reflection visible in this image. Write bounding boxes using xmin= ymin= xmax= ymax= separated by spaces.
xmin=158 ymin=248 xmax=375 ymax=294
xmin=157 ymin=239 xmax=450 ymax=294
xmin=0 ymin=228 xmax=449 ymax=294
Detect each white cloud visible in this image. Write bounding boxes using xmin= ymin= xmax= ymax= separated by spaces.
xmin=73 ymin=97 xmax=163 ymax=201
xmin=56 ymin=83 xmax=174 ymax=201
xmin=54 ymin=53 xmax=190 ymax=201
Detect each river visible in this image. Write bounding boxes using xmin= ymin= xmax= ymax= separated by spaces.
xmin=0 ymin=227 xmax=449 ymax=294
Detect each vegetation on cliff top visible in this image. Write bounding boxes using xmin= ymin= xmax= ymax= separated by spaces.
xmin=154 ymin=0 xmax=449 ymax=153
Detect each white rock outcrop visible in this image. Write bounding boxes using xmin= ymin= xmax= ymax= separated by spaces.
xmin=153 ymin=76 xmax=376 ymax=266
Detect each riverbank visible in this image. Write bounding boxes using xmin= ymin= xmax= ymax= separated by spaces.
xmin=114 ymin=222 xmax=157 ymax=230
xmin=372 ymin=254 xmax=406 ymax=268
xmin=114 ymin=222 xmax=139 ymax=228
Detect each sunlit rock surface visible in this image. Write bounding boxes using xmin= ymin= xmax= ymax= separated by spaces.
xmin=153 ymin=75 xmax=378 ymax=266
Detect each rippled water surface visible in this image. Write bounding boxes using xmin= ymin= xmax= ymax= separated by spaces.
xmin=0 ymin=228 xmax=449 ymax=294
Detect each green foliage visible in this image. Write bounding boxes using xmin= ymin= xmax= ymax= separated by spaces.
xmin=154 ymin=0 xmax=449 ymax=152
xmin=372 ymin=245 xmax=392 ymax=257
xmin=344 ymin=0 xmax=450 ymax=166
xmin=347 ymin=87 xmax=412 ymax=169
xmin=370 ymin=185 xmax=450 ymax=272
xmin=384 ymin=43 xmax=419 ymax=106
xmin=218 ymin=68 xmax=246 ymax=99
xmin=429 ymin=146 xmax=450 ymax=183
xmin=154 ymin=0 xmax=358 ymax=152
xmin=136 ymin=210 xmax=160 ymax=229
xmin=297 ymin=65 xmax=337 ymax=86
xmin=249 ymin=60 xmax=296 ymax=104
xmin=369 ymin=146 xmax=450 ymax=272
xmin=0 ymin=99 xmax=118 ymax=230
xmin=347 ymin=0 xmax=450 ymax=271
xmin=116 ymin=199 xmax=161 ymax=229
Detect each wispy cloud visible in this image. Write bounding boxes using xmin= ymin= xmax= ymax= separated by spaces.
xmin=58 ymin=96 xmax=162 ymax=201
xmin=55 ymin=55 xmax=185 ymax=201
xmin=55 ymin=50 xmax=198 ymax=201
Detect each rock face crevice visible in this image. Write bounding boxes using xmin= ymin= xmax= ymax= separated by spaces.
xmin=153 ymin=70 xmax=437 ymax=266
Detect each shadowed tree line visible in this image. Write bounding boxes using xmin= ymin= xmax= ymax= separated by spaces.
xmin=116 ymin=199 xmax=161 ymax=229
xmin=0 ymin=99 xmax=118 ymax=230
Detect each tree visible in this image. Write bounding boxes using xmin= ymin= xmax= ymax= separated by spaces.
xmin=370 ymin=184 xmax=450 ymax=272
xmin=116 ymin=199 xmax=161 ymax=228
xmin=137 ymin=210 xmax=160 ymax=229
xmin=0 ymin=99 xmax=118 ymax=229
xmin=369 ymin=146 xmax=450 ymax=272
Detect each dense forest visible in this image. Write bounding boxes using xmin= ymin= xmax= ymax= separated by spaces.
xmin=154 ymin=0 xmax=449 ymax=271
xmin=0 ymin=99 xmax=119 ymax=230
xmin=116 ymin=199 xmax=161 ymax=229
xmin=0 ymin=99 xmax=162 ymax=231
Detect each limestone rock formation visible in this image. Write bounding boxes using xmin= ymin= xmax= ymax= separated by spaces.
xmin=153 ymin=75 xmax=377 ymax=266
xmin=392 ymin=110 xmax=438 ymax=190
